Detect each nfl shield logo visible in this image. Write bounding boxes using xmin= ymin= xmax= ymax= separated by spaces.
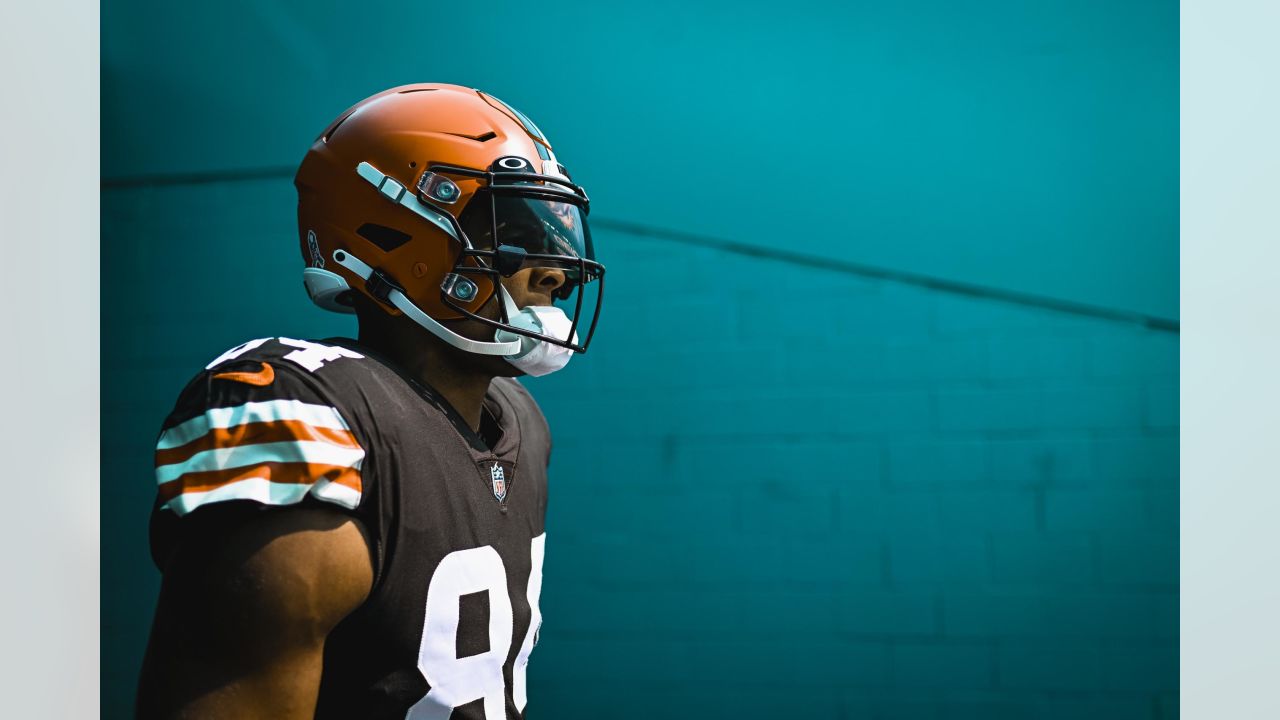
xmin=490 ymin=463 xmax=508 ymax=503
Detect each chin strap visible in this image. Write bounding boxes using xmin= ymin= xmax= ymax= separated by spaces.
xmin=333 ymin=250 xmax=524 ymax=357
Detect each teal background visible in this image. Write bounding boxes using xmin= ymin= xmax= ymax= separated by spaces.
xmin=102 ymin=1 xmax=1178 ymax=718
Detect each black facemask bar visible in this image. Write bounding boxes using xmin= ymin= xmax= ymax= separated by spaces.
xmin=413 ymin=162 xmax=605 ymax=354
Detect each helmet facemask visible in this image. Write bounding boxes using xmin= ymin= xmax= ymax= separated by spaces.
xmin=421 ymin=159 xmax=604 ymax=354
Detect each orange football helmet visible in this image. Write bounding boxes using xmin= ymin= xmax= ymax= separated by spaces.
xmin=294 ymin=83 xmax=603 ymax=355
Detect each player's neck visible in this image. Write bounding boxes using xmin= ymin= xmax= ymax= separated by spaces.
xmin=416 ymin=350 xmax=493 ymax=432
xmin=357 ymin=329 xmax=493 ymax=432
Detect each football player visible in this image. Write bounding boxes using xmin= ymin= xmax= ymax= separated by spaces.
xmin=135 ymin=84 xmax=604 ymax=719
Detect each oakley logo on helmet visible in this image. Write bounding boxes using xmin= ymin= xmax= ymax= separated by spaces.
xmin=493 ymin=156 xmax=532 ymax=172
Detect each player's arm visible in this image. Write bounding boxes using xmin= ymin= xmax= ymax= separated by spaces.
xmin=136 ymin=505 xmax=373 ymax=719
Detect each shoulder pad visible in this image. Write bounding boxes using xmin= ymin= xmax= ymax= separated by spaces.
xmin=204 ymin=337 xmax=366 ymax=375
xmin=155 ymin=338 xmax=371 ymax=517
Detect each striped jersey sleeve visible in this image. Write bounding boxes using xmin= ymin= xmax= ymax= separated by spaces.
xmin=153 ymin=357 xmax=366 ymax=517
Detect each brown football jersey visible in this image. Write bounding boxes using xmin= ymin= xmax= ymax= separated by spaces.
xmin=150 ymin=336 xmax=551 ymax=719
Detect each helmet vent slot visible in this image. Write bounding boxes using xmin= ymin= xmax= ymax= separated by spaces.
xmin=442 ymin=131 xmax=498 ymax=143
xmin=356 ymin=223 xmax=411 ymax=252
xmin=323 ymin=112 xmax=354 ymax=143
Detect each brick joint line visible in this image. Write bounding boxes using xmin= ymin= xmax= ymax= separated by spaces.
xmin=100 ymin=166 xmax=1180 ymax=334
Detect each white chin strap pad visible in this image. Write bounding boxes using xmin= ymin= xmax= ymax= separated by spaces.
xmin=333 ymin=250 xmax=523 ymax=357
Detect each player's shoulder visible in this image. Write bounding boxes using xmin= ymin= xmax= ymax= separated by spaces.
xmin=155 ymin=337 xmax=376 ymax=518
xmin=161 ymin=337 xmax=375 ymax=428
xmin=201 ymin=336 xmax=373 ymax=378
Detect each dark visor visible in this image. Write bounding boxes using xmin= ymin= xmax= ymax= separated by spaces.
xmin=459 ymin=190 xmax=598 ymax=296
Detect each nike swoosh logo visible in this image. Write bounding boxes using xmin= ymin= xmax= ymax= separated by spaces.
xmin=212 ymin=361 xmax=275 ymax=387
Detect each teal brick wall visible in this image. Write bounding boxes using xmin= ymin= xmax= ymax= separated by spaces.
xmin=102 ymin=177 xmax=1177 ymax=718
xmin=526 ymin=229 xmax=1178 ymax=720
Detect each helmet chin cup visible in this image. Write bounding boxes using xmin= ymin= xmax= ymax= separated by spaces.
xmin=330 ymin=249 xmax=523 ymax=357
xmin=302 ymin=267 xmax=357 ymax=314
xmin=492 ymin=287 xmax=541 ymax=360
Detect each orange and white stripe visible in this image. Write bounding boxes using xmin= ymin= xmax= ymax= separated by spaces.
xmin=155 ymin=399 xmax=365 ymax=516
